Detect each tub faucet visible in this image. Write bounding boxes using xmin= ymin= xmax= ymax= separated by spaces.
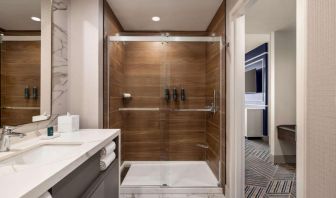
xmin=0 ymin=126 xmax=26 ymax=152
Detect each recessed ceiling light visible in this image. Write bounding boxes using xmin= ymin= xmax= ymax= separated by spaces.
xmin=152 ymin=16 xmax=160 ymax=22
xmin=31 ymin=16 xmax=41 ymax=22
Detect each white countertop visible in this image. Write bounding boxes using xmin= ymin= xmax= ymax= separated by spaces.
xmin=0 ymin=129 xmax=120 ymax=198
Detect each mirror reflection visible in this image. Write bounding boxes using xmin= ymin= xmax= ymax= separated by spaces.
xmin=0 ymin=0 xmax=50 ymax=127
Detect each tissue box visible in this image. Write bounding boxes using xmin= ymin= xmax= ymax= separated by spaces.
xmin=58 ymin=113 xmax=80 ymax=133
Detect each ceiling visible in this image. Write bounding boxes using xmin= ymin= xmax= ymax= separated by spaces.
xmin=0 ymin=0 xmax=41 ymax=31
xmin=107 ymin=0 xmax=223 ymax=31
xmin=245 ymin=34 xmax=270 ymax=52
xmin=245 ymin=0 xmax=296 ymax=34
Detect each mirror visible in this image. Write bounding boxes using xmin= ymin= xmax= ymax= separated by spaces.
xmin=245 ymin=68 xmax=263 ymax=93
xmin=0 ymin=0 xmax=52 ymax=127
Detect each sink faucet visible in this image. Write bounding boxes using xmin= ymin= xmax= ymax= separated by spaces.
xmin=0 ymin=125 xmax=26 ymax=152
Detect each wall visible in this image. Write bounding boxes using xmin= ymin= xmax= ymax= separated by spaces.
xmin=103 ymin=0 xmax=124 ymax=162
xmin=305 ymin=0 xmax=336 ymax=196
xmin=68 ymin=0 xmax=103 ymax=128
xmin=121 ymin=41 xmax=207 ymax=161
xmin=206 ymin=1 xmax=225 ymax=183
xmin=270 ymin=29 xmax=296 ymax=161
xmin=50 ymin=0 xmax=68 ymax=118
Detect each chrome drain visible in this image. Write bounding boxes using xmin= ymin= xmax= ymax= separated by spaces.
xmin=161 ymin=183 xmax=168 ymax=187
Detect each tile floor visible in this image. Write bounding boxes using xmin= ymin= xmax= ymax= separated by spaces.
xmin=245 ymin=139 xmax=296 ymax=198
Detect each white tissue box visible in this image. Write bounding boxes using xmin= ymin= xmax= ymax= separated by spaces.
xmin=58 ymin=113 xmax=79 ymax=133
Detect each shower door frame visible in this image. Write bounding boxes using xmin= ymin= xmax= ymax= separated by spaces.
xmin=108 ymin=35 xmax=224 ymax=187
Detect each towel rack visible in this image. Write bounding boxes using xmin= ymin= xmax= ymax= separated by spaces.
xmin=1 ymin=106 xmax=40 ymax=110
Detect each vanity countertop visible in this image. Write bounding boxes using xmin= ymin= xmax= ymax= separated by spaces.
xmin=0 ymin=129 xmax=120 ymax=198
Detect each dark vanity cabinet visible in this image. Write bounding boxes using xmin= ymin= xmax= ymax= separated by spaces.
xmin=50 ymin=137 xmax=119 ymax=198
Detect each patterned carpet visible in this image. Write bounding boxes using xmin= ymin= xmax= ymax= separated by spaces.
xmin=245 ymin=139 xmax=296 ymax=198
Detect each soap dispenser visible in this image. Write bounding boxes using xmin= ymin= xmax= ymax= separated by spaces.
xmin=181 ymin=88 xmax=186 ymax=101
xmin=173 ymin=88 xmax=178 ymax=101
xmin=164 ymin=88 xmax=170 ymax=102
xmin=24 ymin=86 xmax=30 ymax=99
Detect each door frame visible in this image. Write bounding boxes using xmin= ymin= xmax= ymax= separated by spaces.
xmin=225 ymin=0 xmax=307 ymax=197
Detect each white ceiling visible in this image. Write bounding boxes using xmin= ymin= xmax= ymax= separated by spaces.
xmin=245 ymin=0 xmax=296 ymax=34
xmin=107 ymin=0 xmax=223 ymax=31
xmin=0 ymin=0 xmax=41 ymax=31
xmin=246 ymin=34 xmax=270 ymax=52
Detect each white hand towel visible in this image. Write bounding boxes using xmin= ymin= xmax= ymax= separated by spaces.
xmin=100 ymin=152 xmax=116 ymax=171
xmin=100 ymin=141 xmax=116 ymax=158
xmin=39 ymin=191 xmax=52 ymax=198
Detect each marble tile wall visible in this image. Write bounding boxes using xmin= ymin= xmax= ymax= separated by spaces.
xmin=51 ymin=0 xmax=68 ymax=118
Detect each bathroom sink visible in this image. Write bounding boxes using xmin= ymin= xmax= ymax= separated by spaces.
xmin=0 ymin=143 xmax=82 ymax=166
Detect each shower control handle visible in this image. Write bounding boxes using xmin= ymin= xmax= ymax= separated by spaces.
xmin=173 ymin=88 xmax=178 ymax=101
xmin=181 ymin=88 xmax=186 ymax=101
xmin=164 ymin=89 xmax=170 ymax=102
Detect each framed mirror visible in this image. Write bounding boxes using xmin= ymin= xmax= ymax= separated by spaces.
xmin=0 ymin=0 xmax=52 ymax=127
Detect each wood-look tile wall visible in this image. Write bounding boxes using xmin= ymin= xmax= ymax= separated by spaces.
xmin=122 ymin=42 xmax=207 ymax=161
xmin=206 ymin=2 xmax=226 ymax=184
xmin=103 ymin=0 xmax=125 ymax=159
xmin=0 ymin=41 xmax=41 ymax=126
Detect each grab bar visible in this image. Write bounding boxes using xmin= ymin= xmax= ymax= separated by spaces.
xmin=118 ymin=107 xmax=160 ymax=111
xmin=118 ymin=107 xmax=216 ymax=113
xmin=1 ymin=106 xmax=40 ymax=110
xmin=173 ymin=108 xmax=213 ymax=112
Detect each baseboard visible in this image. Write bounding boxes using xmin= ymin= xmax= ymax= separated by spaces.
xmin=272 ymin=154 xmax=296 ymax=164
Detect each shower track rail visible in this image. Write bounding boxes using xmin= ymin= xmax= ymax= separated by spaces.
xmin=1 ymin=106 xmax=40 ymax=110
xmin=109 ymin=35 xmax=221 ymax=43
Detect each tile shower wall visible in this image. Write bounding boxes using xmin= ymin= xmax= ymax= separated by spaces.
xmin=121 ymin=42 xmax=207 ymax=161
xmin=206 ymin=2 xmax=225 ymax=183
xmin=104 ymin=0 xmax=125 ymax=160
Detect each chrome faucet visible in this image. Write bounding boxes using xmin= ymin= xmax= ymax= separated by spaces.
xmin=0 ymin=126 xmax=26 ymax=152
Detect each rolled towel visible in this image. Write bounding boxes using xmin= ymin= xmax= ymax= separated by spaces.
xmin=100 ymin=152 xmax=116 ymax=171
xmin=100 ymin=141 xmax=116 ymax=158
xmin=39 ymin=191 xmax=52 ymax=198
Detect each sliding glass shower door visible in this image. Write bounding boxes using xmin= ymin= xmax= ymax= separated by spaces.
xmin=108 ymin=36 xmax=222 ymax=188
xmin=159 ymin=41 xmax=220 ymax=187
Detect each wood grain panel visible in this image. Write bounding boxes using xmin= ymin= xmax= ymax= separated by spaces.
xmin=0 ymin=41 xmax=40 ymax=126
xmin=103 ymin=0 xmax=125 ymax=160
xmin=165 ymin=41 xmax=206 ymax=161
xmin=205 ymin=1 xmax=225 ymax=185
xmin=121 ymin=41 xmax=208 ymax=161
